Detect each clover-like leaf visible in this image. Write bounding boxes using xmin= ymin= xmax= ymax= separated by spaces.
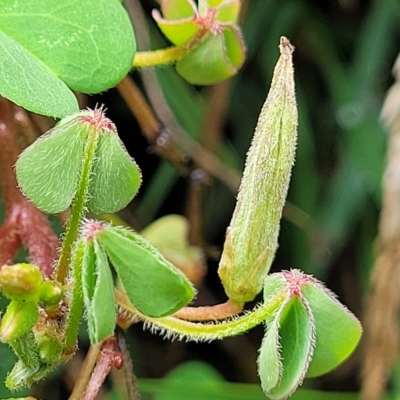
xmin=97 ymin=225 xmax=195 ymax=318
xmin=16 ymin=109 xmax=142 ymax=215
xmin=0 ymin=0 xmax=136 ymax=117
xmin=259 ymin=270 xmax=362 ymax=399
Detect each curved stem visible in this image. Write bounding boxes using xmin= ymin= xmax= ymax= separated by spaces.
xmin=173 ymin=300 xmax=244 ymax=321
xmin=115 ymin=288 xmax=285 ymax=341
xmin=55 ymin=131 xmax=99 ymax=284
xmin=132 ymin=31 xmax=209 ymax=68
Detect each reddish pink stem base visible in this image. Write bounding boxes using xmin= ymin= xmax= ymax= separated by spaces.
xmin=0 ymin=98 xmax=59 ymax=278
xmin=173 ymin=300 xmax=244 ymax=321
xmin=82 ymin=337 xmax=123 ymax=400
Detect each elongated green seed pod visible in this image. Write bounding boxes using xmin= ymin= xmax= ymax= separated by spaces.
xmin=218 ymin=37 xmax=297 ymax=303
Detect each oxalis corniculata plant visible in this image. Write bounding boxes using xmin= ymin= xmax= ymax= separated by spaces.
xmin=0 ymin=1 xmax=362 ymax=399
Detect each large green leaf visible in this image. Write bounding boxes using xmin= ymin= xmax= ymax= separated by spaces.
xmin=0 ymin=30 xmax=77 ymax=118
xmin=97 ymin=226 xmax=195 ymax=318
xmin=0 ymin=0 xmax=136 ymax=117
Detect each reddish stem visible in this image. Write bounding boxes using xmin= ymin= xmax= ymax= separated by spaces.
xmin=0 ymin=98 xmax=59 ymax=277
xmin=173 ymin=300 xmax=244 ymax=321
xmin=82 ymin=337 xmax=123 ymax=400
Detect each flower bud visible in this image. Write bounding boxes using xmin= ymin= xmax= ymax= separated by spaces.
xmin=0 ymin=264 xmax=42 ymax=301
xmin=0 ymin=300 xmax=39 ymax=342
xmin=38 ymin=281 xmax=63 ymax=308
xmin=218 ymin=37 xmax=297 ymax=302
xmin=35 ymin=331 xmax=63 ymax=363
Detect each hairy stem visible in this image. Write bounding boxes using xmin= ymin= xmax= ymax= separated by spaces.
xmin=115 ymin=288 xmax=285 ymax=341
xmin=133 ymin=32 xmax=208 ymax=68
xmin=55 ymin=130 xmax=99 ymax=284
xmin=63 ymin=240 xmax=85 ymax=356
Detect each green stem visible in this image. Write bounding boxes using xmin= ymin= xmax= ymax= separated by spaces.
xmin=116 ymin=289 xmax=285 ymax=341
xmin=133 ymin=31 xmax=209 ymax=68
xmin=63 ymin=240 xmax=85 ymax=356
xmin=55 ymin=131 xmax=99 ymax=284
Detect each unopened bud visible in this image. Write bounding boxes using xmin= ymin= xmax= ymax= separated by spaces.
xmin=0 ymin=264 xmax=42 ymax=301
xmin=0 ymin=300 xmax=39 ymax=342
xmin=218 ymin=37 xmax=297 ymax=302
xmin=38 ymin=281 xmax=63 ymax=308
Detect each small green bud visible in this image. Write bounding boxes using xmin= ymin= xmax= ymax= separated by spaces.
xmin=0 ymin=264 xmax=42 ymax=301
xmin=38 ymin=281 xmax=63 ymax=308
xmin=218 ymin=37 xmax=297 ymax=302
xmin=0 ymin=300 xmax=39 ymax=342
xmin=35 ymin=331 xmax=63 ymax=363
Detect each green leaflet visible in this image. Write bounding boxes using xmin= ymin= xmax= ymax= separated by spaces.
xmin=16 ymin=117 xmax=87 ymax=214
xmin=302 ymin=283 xmax=362 ymax=377
xmin=87 ymin=131 xmax=142 ymax=214
xmin=82 ymin=240 xmax=116 ymax=343
xmin=258 ymin=297 xmax=314 ymax=400
xmin=0 ymin=0 xmax=136 ymax=117
xmin=259 ymin=270 xmax=362 ymax=398
xmin=97 ymin=226 xmax=195 ymax=318
xmin=257 ymin=309 xmax=283 ymax=393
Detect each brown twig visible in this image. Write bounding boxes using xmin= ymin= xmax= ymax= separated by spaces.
xmin=186 ymin=81 xmax=232 ymax=250
xmin=0 ymin=98 xmax=59 ymax=277
xmin=117 ymin=76 xmax=187 ymax=169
